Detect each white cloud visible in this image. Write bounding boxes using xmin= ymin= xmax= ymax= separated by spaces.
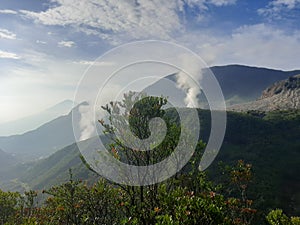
xmin=0 ymin=9 xmax=17 ymax=15
xmin=20 ymin=0 xmax=182 ymax=42
xmin=0 ymin=29 xmax=16 ymax=40
xmin=181 ymin=0 xmax=236 ymax=9
xmin=258 ymin=0 xmax=300 ymax=18
xmin=58 ymin=40 xmax=75 ymax=48
xmin=20 ymin=0 xmax=237 ymax=44
xmin=73 ymin=60 xmax=115 ymax=66
xmin=209 ymin=0 xmax=237 ymax=6
xmin=0 ymin=50 xmax=20 ymax=59
xmin=190 ymin=23 xmax=300 ymax=70
xmin=271 ymin=0 xmax=299 ymax=9
xmin=0 ymin=53 xmax=89 ymax=122
xmin=36 ymin=40 xmax=47 ymax=44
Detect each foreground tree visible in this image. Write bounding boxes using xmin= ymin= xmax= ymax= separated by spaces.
xmin=99 ymin=92 xmax=180 ymax=224
xmin=0 ymin=189 xmax=19 ymax=224
xmin=97 ymin=93 xmax=257 ymax=224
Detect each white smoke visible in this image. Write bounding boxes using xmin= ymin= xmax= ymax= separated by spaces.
xmin=78 ymin=103 xmax=96 ymax=141
xmin=175 ymin=54 xmax=204 ymax=108
xmin=76 ymin=83 xmax=123 ymax=141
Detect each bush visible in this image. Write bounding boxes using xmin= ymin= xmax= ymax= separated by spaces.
xmin=0 ymin=189 xmax=20 ymax=224
xmin=266 ymin=209 xmax=300 ymax=225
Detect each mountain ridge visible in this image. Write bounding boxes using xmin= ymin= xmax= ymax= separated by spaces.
xmin=0 ymin=99 xmax=74 ymax=136
xmin=229 ymin=74 xmax=300 ymax=112
xmin=0 ymin=106 xmax=76 ymax=160
xmin=210 ymin=64 xmax=300 ymax=104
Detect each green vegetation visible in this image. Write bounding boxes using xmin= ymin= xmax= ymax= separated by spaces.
xmin=1 ymin=161 xmax=298 ymax=224
xmin=266 ymin=209 xmax=300 ymax=225
xmin=1 ymin=95 xmax=300 ymax=224
xmin=210 ymin=109 xmax=300 ymax=215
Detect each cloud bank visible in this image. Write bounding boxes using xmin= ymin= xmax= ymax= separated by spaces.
xmin=20 ymin=0 xmax=237 ymax=43
xmin=258 ymin=0 xmax=300 ymax=18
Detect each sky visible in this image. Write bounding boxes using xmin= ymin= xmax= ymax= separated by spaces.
xmin=0 ymin=0 xmax=300 ymax=123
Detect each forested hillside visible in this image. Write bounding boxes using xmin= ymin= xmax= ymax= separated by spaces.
xmin=1 ymin=107 xmax=300 ymax=224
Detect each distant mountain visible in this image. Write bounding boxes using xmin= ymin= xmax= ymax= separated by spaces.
xmin=143 ymin=65 xmax=300 ymax=109
xmin=0 ymin=102 xmax=80 ymax=160
xmin=0 ymin=100 xmax=103 ymax=162
xmin=210 ymin=65 xmax=300 ymax=105
xmin=229 ymin=74 xmax=300 ymax=111
xmin=149 ymin=65 xmax=300 ymax=107
xmin=0 ymin=100 xmax=74 ymax=136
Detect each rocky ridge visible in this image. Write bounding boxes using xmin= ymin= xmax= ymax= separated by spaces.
xmin=229 ymin=75 xmax=300 ymax=112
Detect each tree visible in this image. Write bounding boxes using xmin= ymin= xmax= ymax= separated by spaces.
xmin=100 ymin=92 xmax=178 ymax=224
xmin=98 ymin=92 xmax=231 ymax=224
xmin=42 ymin=170 xmax=121 ymax=224
xmin=0 ymin=189 xmax=20 ymax=224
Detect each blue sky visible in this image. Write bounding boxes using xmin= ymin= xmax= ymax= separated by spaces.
xmin=1 ymin=0 xmax=300 ymax=123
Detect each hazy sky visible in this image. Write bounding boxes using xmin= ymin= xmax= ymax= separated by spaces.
xmin=0 ymin=0 xmax=300 ymax=123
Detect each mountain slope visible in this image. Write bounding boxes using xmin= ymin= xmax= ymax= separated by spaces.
xmin=0 ymin=100 xmax=74 ymax=136
xmin=20 ymin=143 xmax=95 ymax=190
xmin=0 ymin=148 xmax=19 ymax=171
xmin=156 ymin=65 xmax=300 ymax=106
xmin=0 ymin=140 xmax=100 ymax=191
xmin=210 ymin=65 xmax=300 ymax=104
xmin=229 ymin=74 xmax=300 ymax=111
xmin=212 ymin=110 xmax=300 ymax=215
xmin=0 ymin=106 xmax=76 ymax=160
xmin=2 ymin=109 xmax=300 ymax=215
